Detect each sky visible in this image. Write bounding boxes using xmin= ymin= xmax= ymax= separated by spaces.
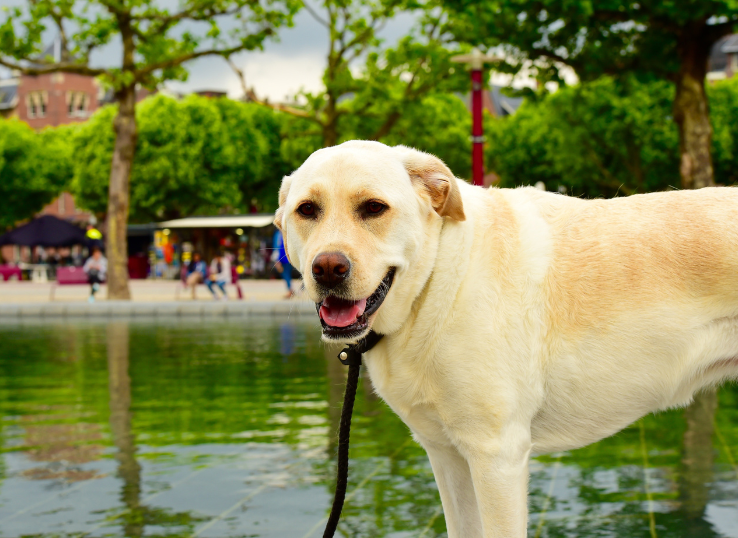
xmin=0 ymin=1 xmax=561 ymax=99
xmin=163 ymin=8 xmax=552 ymax=99
xmin=0 ymin=1 xmax=417 ymax=101
xmin=167 ymin=10 xmax=418 ymax=101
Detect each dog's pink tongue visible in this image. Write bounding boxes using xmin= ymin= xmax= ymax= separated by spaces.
xmin=320 ymin=297 xmax=367 ymax=327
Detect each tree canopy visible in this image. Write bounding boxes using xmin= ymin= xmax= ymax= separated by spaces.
xmin=245 ymin=0 xmax=469 ymax=149
xmin=444 ymin=0 xmax=738 ymax=189
xmin=0 ymin=0 xmax=298 ymax=298
xmin=0 ymin=119 xmax=72 ymax=230
xmin=445 ymin=1 xmax=735 ymax=82
xmin=71 ymin=95 xmax=285 ymax=222
xmin=486 ymin=75 xmax=738 ymax=197
xmin=708 ymin=76 xmax=738 ymax=186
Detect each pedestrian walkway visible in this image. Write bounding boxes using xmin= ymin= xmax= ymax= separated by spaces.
xmin=0 ymin=279 xmax=312 ymax=318
xmin=0 ymin=279 xmax=305 ymax=304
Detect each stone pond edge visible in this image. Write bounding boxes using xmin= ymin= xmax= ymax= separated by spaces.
xmin=0 ymin=300 xmax=318 ymax=319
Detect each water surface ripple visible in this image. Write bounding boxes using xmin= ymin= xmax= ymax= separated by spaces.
xmin=0 ymin=319 xmax=736 ymax=537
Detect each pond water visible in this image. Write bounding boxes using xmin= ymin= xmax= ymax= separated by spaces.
xmin=0 ymin=319 xmax=736 ymax=538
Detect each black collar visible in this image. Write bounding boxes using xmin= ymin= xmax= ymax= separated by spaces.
xmin=337 ymin=330 xmax=383 ymax=366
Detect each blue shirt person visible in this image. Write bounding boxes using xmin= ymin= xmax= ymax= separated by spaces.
xmin=273 ymin=230 xmax=293 ymax=298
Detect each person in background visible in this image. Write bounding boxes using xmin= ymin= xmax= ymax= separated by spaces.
xmin=83 ymin=247 xmax=107 ymax=303
xmin=185 ymin=252 xmax=207 ymax=300
xmin=273 ymin=229 xmax=293 ymax=299
xmin=207 ymin=251 xmax=230 ymax=300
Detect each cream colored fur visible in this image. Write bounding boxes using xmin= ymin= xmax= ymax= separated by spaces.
xmin=277 ymin=140 xmax=738 ymax=537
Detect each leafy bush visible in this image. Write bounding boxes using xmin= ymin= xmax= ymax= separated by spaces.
xmin=0 ymin=119 xmax=72 ymax=229
xmin=486 ymin=77 xmax=682 ymax=197
xmin=72 ymin=95 xmax=281 ymax=221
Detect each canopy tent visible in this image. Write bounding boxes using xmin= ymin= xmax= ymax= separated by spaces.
xmin=0 ymin=215 xmax=88 ymax=247
xmin=156 ymin=215 xmax=274 ymax=229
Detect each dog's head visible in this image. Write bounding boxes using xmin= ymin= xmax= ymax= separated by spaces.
xmin=276 ymin=141 xmax=465 ymax=342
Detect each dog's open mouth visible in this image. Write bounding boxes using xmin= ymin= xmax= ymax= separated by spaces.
xmin=316 ymin=268 xmax=395 ymax=338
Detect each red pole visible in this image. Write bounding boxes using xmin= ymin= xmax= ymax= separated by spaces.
xmin=471 ymin=68 xmax=484 ymax=186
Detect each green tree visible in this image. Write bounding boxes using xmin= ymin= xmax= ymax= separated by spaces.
xmin=72 ymin=95 xmax=276 ymax=222
xmin=213 ymin=98 xmax=289 ymax=213
xmin=372 ymin=93 xmax=472 ymax=179
xmin=0 ymin=0 xmax=297 ymax=299
xmin=277 ymin=91 xmax=474 ymax=179
xmin=242 ymin=0 xmax=468 ymax=149
xmin=487 ymin=76 xmax=680 ymax=197
xmin=0 ymin=119 xmax=72 ymax=229
xmin=708 ymin=76 xmax=738 ymax=186
xmin=444 ymin=0 xmax=738 ymax=190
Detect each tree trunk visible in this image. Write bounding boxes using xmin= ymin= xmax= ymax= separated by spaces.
xmin=673 ymin=31 xmax=715 ymax=190
xmin=323 ymin=120 xmax=338 ymax=148
xmin=370 ymin=109 xmax=402 ymax=141
xmin=106 ymin=85 xmax=137 ymax=300
xmin=323 ymin=91 xmax=338 ymax=148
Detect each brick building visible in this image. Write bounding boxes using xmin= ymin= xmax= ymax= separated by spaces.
xmin=0 ymin=38 xmax=104 ymax=226
xmin=0 ymin=39 xmax=105 ymax=263
xmin=0 ymin=39 xmax=104 ymax=128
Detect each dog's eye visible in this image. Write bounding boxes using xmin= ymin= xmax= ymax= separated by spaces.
xmin=365 ymin=201 xmax=387 ymax=215
xmin=297 ymin=203 xmax=316 ymax=217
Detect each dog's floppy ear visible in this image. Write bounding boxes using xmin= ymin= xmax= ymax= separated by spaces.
xmin=396 ymin=146 xmax=465 ymax=221
xmin=274 ymin=175 xmax=292 ymax=232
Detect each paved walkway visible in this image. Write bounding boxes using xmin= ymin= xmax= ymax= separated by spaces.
xmin=0 ymin=279 xmax=315 ymax=318
xmin=0 ymin=279 xmax=305 ymax=303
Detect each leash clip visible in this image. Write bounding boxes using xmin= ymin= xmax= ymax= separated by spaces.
xmin=337 ymin=346 xmax=362 ymax=366
xmin=336 ymin=330 xmax=384 ymax=367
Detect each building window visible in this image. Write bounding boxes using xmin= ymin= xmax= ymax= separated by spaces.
xmin=67 ymin=91 xmax=90 ymax=117
xmin=26 ymin=91 xmax=47 ymax=119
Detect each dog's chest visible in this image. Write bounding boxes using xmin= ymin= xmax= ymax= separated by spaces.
xmin=364 ymin=348 xmax=450 ymax=442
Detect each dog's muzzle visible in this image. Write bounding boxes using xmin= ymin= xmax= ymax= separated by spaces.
xmin=316 ymin=268 xmax=395 ymax=339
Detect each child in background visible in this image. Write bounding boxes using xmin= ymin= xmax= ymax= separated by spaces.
xmin=83 ymin=247 xmax=107 ymax=303
xmin=207 ymin=251 xmax=230 ymax=300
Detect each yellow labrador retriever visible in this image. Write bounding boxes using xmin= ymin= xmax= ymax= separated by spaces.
xmin=275 ymin=140 xmax=738 ymax=537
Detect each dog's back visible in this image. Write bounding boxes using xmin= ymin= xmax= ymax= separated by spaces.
xmin=493 ymin=187 xmax=738 ymax=452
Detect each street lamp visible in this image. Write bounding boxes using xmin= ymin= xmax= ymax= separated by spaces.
xmin=451 ymin=48 xmax=501 ymax=186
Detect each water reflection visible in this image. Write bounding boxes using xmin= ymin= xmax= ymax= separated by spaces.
xmin=677 ymin=389 xmax=720 ymax=537
xmin=0 ymin=319 xmax=735 ymax=538
xmin=280 ymin=323 xmax=297 ymax=361
xmin=106 ymin=322 xmax=204 ymax=537
xmin=324 ymin=341 xmax=345 ymax=453
xmin=107 ymin=322 xmax=143 ymax=537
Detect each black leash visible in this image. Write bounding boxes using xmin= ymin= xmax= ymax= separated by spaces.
xmin=322 ymin=330 xmax=384 ymax=538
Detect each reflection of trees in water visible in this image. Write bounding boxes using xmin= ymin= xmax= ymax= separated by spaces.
xmin=0 ymin=412 xmax=5 ymax=489
xmin=324 ymin=344 xmax=387 ymax=452
xmin=529 ymin=390 xmax=723 ymax=538
xmin=107 ymin=322 xmax=143 ymax=538
xmin=675 ymin=389 xmax=720 ymax=538
xmin=11 ymin=326 xmax=106 ymax=484
xmin=106 ymin=322 xmax=205 ymax=538
xmin=322 ymin=344 xmax=443 ymax=536
xmin=325 ymin=342 xmax=346 ymax=453
xmin=18 ymin=421 xmax=105 ymax=482
xmin=17 ymin=411 xmax=104 ymax=482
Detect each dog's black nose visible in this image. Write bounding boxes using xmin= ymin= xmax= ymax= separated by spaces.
xmin=312 ymin=252 xmax=350 ymax=289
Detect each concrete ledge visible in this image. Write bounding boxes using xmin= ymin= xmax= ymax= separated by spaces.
xmin=18 ymin=304 xmax=47 ymax=317
xmin=0 ymin=305 xmax=19 ymax=318
xmin=0 ymin=300 xmax=316 ymax=319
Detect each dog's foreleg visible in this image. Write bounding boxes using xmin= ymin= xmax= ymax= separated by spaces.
xmin=464 ymin=423 xmax=531 ymax=538
xmin=422 ymin=439 xmax=484 ymax=538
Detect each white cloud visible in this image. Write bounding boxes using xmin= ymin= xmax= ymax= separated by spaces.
xmin=167 ymin=51 xmax=326 ymax=102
